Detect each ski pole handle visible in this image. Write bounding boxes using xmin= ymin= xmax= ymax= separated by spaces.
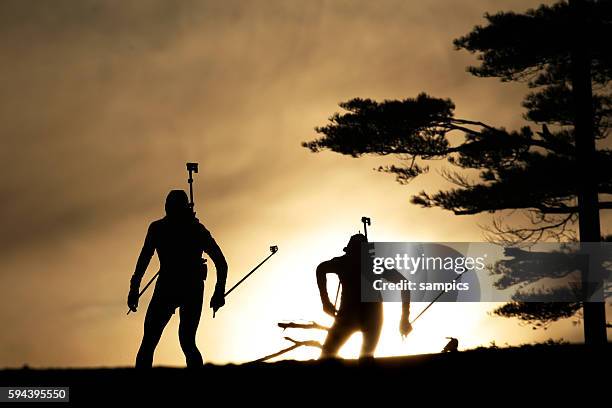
xmin=126 ymin=271 xmax=160 ymax=315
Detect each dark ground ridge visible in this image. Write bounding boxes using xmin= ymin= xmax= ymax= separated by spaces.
xmin=0 ymin=343 xmax=609 ymax=404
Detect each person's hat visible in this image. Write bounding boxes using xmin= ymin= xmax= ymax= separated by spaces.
xmin=165 ymin=189 xmax=190 ymax=216
xmin=343 ymin=233 xmax=367 ymax=253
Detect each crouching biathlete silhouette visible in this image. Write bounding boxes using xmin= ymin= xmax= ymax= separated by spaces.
xmin=127 ymin=190 xmax=227 ymax=368
xmin=317 ymin=234 xmax=411 ymax=359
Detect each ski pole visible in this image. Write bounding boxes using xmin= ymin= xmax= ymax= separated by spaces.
xmin=213 ymin=245 xmax=279 ymax=318
xmin=410 ymin=269 xmax=469 ymax=325
xmin=126 ymin=271 xmax=160 ymax=315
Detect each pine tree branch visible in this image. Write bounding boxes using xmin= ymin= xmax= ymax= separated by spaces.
xmin=251 ymin=337 xmax=323 ymax=363
xmin=537 ymin=201 xmax=612 ymax=213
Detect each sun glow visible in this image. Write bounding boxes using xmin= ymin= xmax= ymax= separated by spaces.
xmin=228 ymin=224 xmax=495 ymax=363
xmin=144 ymin=217 xmax=521 ymax=367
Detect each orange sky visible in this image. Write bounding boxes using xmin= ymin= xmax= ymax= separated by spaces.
xmin=0 ymin=0 xmax=608 ymax=367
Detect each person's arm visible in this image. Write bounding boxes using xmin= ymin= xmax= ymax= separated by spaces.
xmin=316 ymin=261 xmax=336 ymax=316
xmin=206 ymin=238 xmax=228 ymax=292
xmin=400 ymin=287 xmax=411 ymax=327
xmin=202 ymin=226 xmax=228 ymax=314
xmin=128 ymin=223 xmax=155 ymax=312
xmin=381 ymin=268 xmax=412 ymax=337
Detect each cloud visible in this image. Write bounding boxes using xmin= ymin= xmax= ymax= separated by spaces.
xmin=0 ymin=0 xmax=552 ymax=366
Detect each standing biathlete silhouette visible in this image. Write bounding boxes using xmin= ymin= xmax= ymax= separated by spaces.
xmin=317 ymin=218 xmax=412 ymax=359
xmin=127 ymin=163 xmax=227 ymax=368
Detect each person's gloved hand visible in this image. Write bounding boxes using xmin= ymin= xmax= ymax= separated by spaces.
xmin=210 ymin=286 xmax=226 ymax=316
xmin=399 ymin=315 xmax=412 ymax=338
xmin=128 ymin=287 xmax=139 ymax=313
xmin=322 ymin=300 xmax=337 ymax=317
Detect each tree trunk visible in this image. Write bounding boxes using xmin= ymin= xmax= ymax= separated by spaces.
xmin=570 ymin=0 xmax=607 ymax=345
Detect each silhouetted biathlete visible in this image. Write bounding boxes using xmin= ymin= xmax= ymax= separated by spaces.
xmin=316 ymin=234 xmax=411 ymax=359
xmin=127 ymin=190 xmax=228 ymax=368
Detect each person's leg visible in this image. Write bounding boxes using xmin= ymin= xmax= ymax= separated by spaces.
xmin=320 ymin=320 xmax=355 ymax=359
xmin=136 ymin=291 xmax=174 ymax=368
xmin=178 ymin=281 xmax=204 ymax=368
xmin=360 ymin=304 xmax=383 ymax=358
